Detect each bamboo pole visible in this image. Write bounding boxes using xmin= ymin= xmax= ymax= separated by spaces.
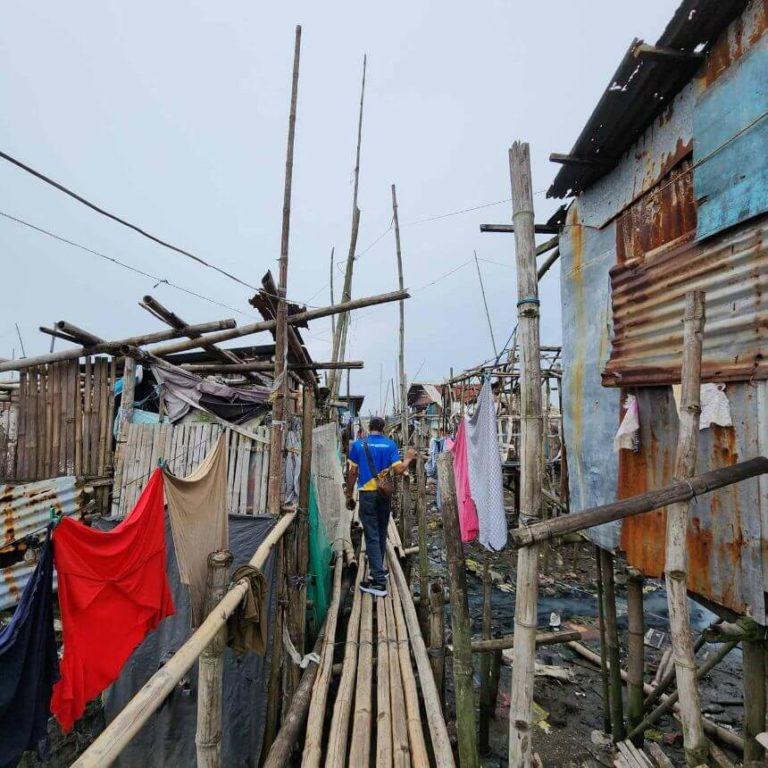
xmin=437 ymin=451 xmax=479 ymax=768
xmin=264 ymin=626 xmax=325 ymax=768
xmin=741 ymin=618 xmax=765 ymax=763
xmin=626 ymin=569 xmax=645 ymax=745
xmin=302 ymin=552 xmax=344 ymax=768
xmin=601 ymin=549 xmax=625 ymax=742
xmin=479 ymin=560 xmax=493 ymax=755
xmin=111 ymin=357 xmax=136 ymax=516
xmin=385 ymin=593 xmax=410 ymax=768
xmin=429 ymin=580 xmax=445 ymax=700
xmin=325 ymin=554 xmax=366 ymax=765
xmin=196 ymin=550 xmax=234 ymax=768
xmin=416 ymin=433 xmax=429 ymax=637
xmin=568 ymin=640 xmax=744 ymax=753
xmin=465 ymin=628 xmax=583 ymax=654
xmin=181 ymin=360 xmax=363 ymax=373
xmin=0 ymin=319 xmax=237 ymax=373
xmin=595 ymin=546 xmax=612 ymax=735
xmin=666 ymin=291 xmax=707 ymax=767
xmin=329 ymin=56 xmax=366 ymax=399
xmin=349 ymin=581 xmax=374 ymax=767
xmin=508 ymin=140 xmax=544 ymax=768
xmin=390 ymin=561 xmax=429 ymax=768
xmin=392 ymin=184 xmax=409 ymax=446
xmin=489 ymin=649 xmax=501 ymax=720
xmin=387 ymin=542 xmax=454 ymax=766
xmin=72 ymin=512 xmax=295 ymax=768
xmin=508 ymin=457 xmax=768 ymax=547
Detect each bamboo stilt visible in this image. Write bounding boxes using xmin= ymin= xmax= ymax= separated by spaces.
xmin=437 ymin=451 xmax=479 ymax=768
xmin=508 ymin=140 xmax=544 ymax=768
xmin=626 ymin=569 xmax=645 ymax=745
xmin=601 ymin=549 xmax=625 ymax=742
xmin=666 ymin=291 xmax=707 ymax=767
xmin=742 ymin=618 xmax=765 ymax=764
xmin=416 ymin=432 xmax=430 ymax=638
xmin=489 ymin=649 xmax=502 ymax=719
xmin=302 ymin=553 xmax=344 ymax=768
xmin=479 ymin=560 xmax=493 ymax=755
xmin=429 ymin=580 xmax=445 ymax=700
xmin=595 ymin=546 xmax=611 ymax=735
xmin=196 ymin=550 xmax=234 ymax=768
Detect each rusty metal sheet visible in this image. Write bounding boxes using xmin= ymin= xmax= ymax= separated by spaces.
xmin=560 ymin=203 xmax=622 ymax=550
xmin=1 ymin=475 xmax=86 ymax=610
xmin=603 ymin=213 xmax=768 ymax=387
xmin=620 ymin=384 xmax=764 ymax=622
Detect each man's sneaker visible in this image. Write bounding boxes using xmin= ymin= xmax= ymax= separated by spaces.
xmin=383 ymin=569 xmax=390 ymax=580
xmin=359 ymin=579 xmax=387 ymax=597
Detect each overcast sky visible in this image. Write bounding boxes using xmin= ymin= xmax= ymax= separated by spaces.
xmin=1 ymin=1 xmax=680 ymax=412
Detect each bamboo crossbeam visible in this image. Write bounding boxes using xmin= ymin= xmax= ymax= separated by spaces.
xmin=510 ymin=457 xmax=768 ymax=547
xmin=181 ymin=360 xmax=364 ymax=373
xmin=301 ymin=552 xmax=345 ymax=768
xmin=147 ymin=289 xmax=409 ymax=359
xmin=479 ymin=223 xmax=560 ymax=234
xmin=71 ymin=512 xmax=296 ymax=768
xmin=460 ymin=628 xmax=583 ymax=654
xmin=56 ymin=321 xmax=103 ymax=347
xmin=387 ymin=541 xmax=455 ymax=767
xmin=0 ymin=318 xmax=238 ymax=373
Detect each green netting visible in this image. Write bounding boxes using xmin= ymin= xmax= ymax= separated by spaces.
xmin=307 ymin=474 xmax=332 ymax=630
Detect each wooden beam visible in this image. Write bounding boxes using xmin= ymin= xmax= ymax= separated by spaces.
xmin=633 ymin=43 xmax=705 ymax=63
xmin=479 ymin=223 xmax=560 ymax=234
xmin=181 ymin=360 xmax=363 ymax=374
xmin=55 ymin=321 xmax=104 ymax=347
xmin=549 ymin=152 xmax=616 ymax=168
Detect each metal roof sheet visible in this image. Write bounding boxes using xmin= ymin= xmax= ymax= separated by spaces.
xmin=548 ymin=0 xmax=749 ymax=199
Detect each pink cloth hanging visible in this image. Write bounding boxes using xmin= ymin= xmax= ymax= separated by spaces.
xmin=450 ymin=419 xmax=479 ymax=543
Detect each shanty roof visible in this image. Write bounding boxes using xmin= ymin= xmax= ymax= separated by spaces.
xmin=407 ymin=383 xmax=443 ymax=408
xmin=548 ymin=0 xmax=750 ymax=198
xmin=163 ymin=344 xmax=276 ymax=366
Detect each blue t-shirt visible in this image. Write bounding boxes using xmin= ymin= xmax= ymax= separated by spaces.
xmin=348 ymin=434 xmax=401 ymax=490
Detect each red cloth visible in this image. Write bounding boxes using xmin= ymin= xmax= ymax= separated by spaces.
xmin=51 ymin=469 xmax=174 ymax=732
xmin=450 ymin=419 xmax=479 ymax=543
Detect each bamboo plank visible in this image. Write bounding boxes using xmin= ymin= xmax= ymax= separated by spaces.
xmin=232 ymin=434 xmax=244 ymax=515
xmin=90 ymin=360 xmax=101 ymax=478
xmin=349 ymin=561 xmax=373 ymax=767
xmin=249 ymin=447 xmax=263 ymax=516
xmin=83 ymin=357 xmax=92 ymax=476
xmin=106 ymin=356 xmax=117 ymax=474
xmin=74 ymin=365 xmax=83 ymax=476
xmin=35 ymin=369 xmax=44 ymax=479
xmin=376 ymin=596 xmax=393 ymax=768
xmin=65 ymin=360 xmax=76 ymax=475
xmin=386 ymin=593 xmax=410 ymax=768
xmin=239 ymin=435 xmax=250 ymax=515
xmin=26 ymin=370 xmax=37 ymax=480
xmin=53 ymin=363 xmax=63 ymax=476
xmin=259 ymin=435 xmax=270 ymax=512
xmin=16 ymin=372 xmax=26 ymax=480
xmin=226 ymin=429 xmax=237 ymax=514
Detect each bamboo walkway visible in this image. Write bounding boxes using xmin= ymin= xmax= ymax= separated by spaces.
xmin=298 ymin=530 xmax=454 ymax=768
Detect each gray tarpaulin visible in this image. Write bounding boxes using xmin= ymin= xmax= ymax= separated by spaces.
xmin=101 ymin=514 xmax=277 ymax=768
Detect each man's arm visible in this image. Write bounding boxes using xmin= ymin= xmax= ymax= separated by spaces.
xmin=346 ymin=463 xmax=359 ymax=498
xmin=392 ymin=446 xmax=417 ymax=475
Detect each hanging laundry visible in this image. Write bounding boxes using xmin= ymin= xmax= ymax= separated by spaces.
xmin=0 ymin=529 xmax=59 ymax=768
xmin=614 ymin=394 xmax=640 ymax=452
xmin=228 ymin=564 xmax=269 ymax=655
xmin=466 ymin=380 xmax=508 ymax=551
xmin=51 ymin=469 xmax=174 ymax=733
xmin=164 ymin=434 xmax=229 ymax=627
xmin=449 ymin=419 xmax=479 ymax=543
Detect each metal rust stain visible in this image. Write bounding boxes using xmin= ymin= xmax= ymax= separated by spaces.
xmin=702 ymin=0 xmax=768 ymax=86
xmin=616 ymin=159 xmax=696 ymax=266
xmin=604 ymin=213 xmax=768 ymax=387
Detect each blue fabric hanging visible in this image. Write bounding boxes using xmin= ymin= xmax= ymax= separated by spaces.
xmin=0 ymin=527 xmax=59 ymax=768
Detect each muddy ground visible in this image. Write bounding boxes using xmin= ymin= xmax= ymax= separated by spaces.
xmin=414 ymin=481 xmax=744 ymax=768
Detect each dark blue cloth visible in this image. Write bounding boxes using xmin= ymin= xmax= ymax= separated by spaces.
xmin=0 ymin=529 xmax=59 ymax=768
xmin=358 ymin=490 xmax=391 ymax=582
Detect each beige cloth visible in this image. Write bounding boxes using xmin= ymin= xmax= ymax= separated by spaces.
xmin=227 ymin=564 xmax=268 ymax=655
xmin=164 ymin=434 xmax=229 ymax=626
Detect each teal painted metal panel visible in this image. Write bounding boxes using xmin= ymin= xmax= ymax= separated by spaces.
xmin=695 ymin=34 xmax=768 ymax=240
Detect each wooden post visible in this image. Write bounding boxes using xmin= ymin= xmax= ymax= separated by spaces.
xmin=267 ymin=25 xmax=301 ymax=519
xmin=196 ymin=550 xmax=234 ymax=768
xmin=595 ymin=546 xmax=612 ymax=735
xmin=601 ymin=549 xmax=625 ymax=742
xmin=111 ymin=357 xmax=136 ymax=516
xmin=666 ymin=290 xmax=707 ymax=767
xmin=489 ymin=648 xmax=502 ymax=719
xmin=392 ymin=183 xmax=409 ymax=446
xmin=429 ymin=580 xmax=445 ymax=700
xmin=416 ymin=432 xmax=430 ymax=637
xmin=479 ymin=560 xmax=493 ymax=755
xmin=508 ymin=141 xmax=544 ymax=768
xmin=437 ymin=451 xmax=479 ymax=768
xmin=743 ymin=618 xmax=766 ymax=763
xmin=329 ymin=56 xmax=366 ymax=399
xmin=626 ymin=568 xmax=645 ymax=745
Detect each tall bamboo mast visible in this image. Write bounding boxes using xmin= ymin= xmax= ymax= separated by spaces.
xmin=392 ymin=184 xmax=408 ymax=444
xmin=666 ymin=290 xmax=707 ymax=766
xmin=507 ymin=141 xmax=544 ymax=768
xmin=329 ymin=56 xmax=366 ymax=399
xmin=267 ymin=25 xmax=302 ymax=517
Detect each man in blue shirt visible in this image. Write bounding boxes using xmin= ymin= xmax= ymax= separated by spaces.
xmin=346 ymin=416 xmax=416 ymax=596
